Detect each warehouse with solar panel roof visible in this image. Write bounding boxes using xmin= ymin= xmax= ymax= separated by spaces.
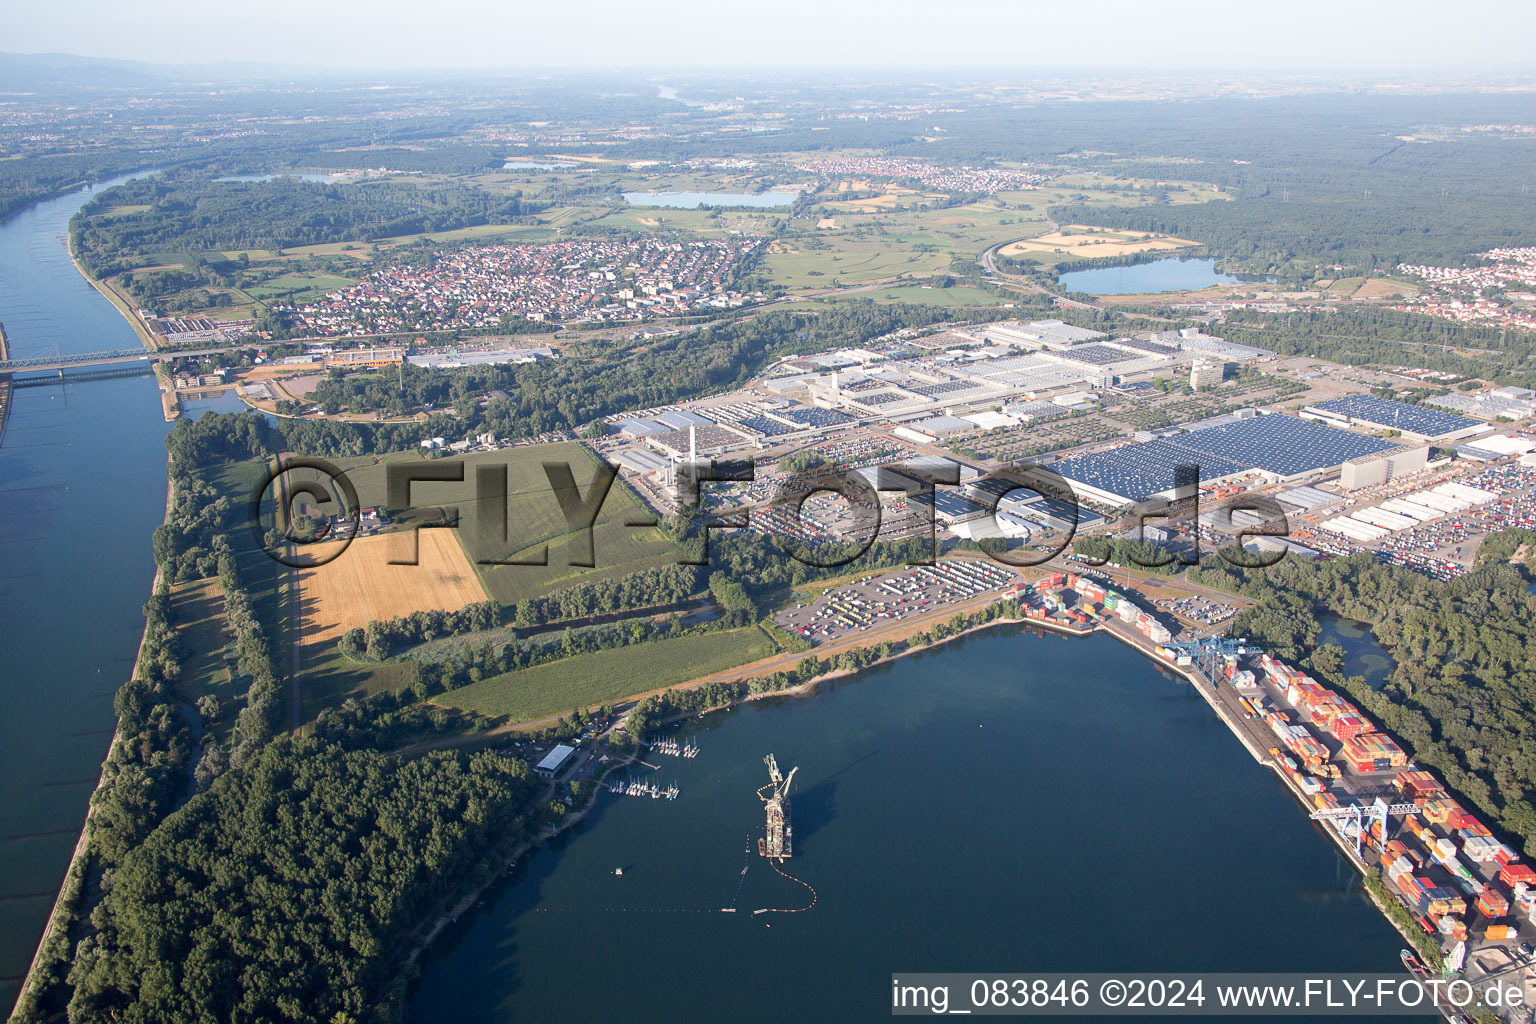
xmin=1048 ymin=410 xmax=1404 ymax=505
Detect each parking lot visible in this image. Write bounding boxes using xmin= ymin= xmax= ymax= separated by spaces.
xmin=775 ymin=560 xmax=1019 ymax=644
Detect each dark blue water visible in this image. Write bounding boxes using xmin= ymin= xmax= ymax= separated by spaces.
xmin=1059 ymin=258 xmax=1240 ymax=295
xmin=406 ymin=627 xmax=1404 ymax=1024
xmin=1319 ymin=614 xmax=1396 ymax=691
xmin=0 ymin=177 xmax=170 ymax=1010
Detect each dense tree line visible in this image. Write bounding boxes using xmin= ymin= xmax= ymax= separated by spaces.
xmin=216 ymin=552 xmax=283 ymax=772
xmin=154 ymin=413 xmax=273 ymax=582
xmin=510 ymin=564 xmax=703 ymax=626
xmin=67 ymin=737 xmax=543 ymax=1024
xmin=88 ymin=591 xmax=193 ymax=868
xmin=1219 ymin=307 xmax=1536 ymax=389
xmin=338 ymin=601 xmax=500 ymax=661
xmin=1188 ymin=549 xmax=1536 ymax=854
xmin=71 ymin=175 xmax=540 ymax=275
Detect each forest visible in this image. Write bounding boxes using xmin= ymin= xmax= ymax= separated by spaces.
xmin=66 ymin=738 xmax=543 ymax=1024
xmin=70 ymin=174 xmax=541 ymax=276
xmin=1219 ymin=307 xmax=1536 ymax=388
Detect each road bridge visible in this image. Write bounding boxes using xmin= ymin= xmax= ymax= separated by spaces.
xmin=0 ymin=344 xmax=263 ymax=373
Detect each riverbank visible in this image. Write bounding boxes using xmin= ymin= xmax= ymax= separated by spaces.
xmin=10 ymin=462 xmax=174 ymax=1021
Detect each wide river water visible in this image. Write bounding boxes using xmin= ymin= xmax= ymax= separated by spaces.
xmin=0 ymin=178 xmax=170 ymax=1011
xmin=406 ymin=626 xmax=1406 ymax=1023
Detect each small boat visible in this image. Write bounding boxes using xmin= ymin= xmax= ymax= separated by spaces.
xmin=1400 ymin=949 xmax=1427 ymax=978
xmin=613 ymin=867 xmax=624 ymax=876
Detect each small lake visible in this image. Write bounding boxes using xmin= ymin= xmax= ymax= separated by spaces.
xmin=1058 ymin=257 xmax=1239 ymax=295
xmin=623 ymin=191 xmax=795 ymax=209
xmin=1318 ymin=614 xmax=1396 ymax=691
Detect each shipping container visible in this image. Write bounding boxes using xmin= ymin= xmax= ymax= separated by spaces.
xmin=1483 ymin=923 xmax=1516 ymax=940
xmin=1499 ymin=863 xmax=1536 ymax=888
xmin=1477 ymin=886 xmax=1511 ymax=918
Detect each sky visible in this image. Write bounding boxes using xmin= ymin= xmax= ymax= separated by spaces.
xmin=8 ymin=0 xmax=1536 ymax=74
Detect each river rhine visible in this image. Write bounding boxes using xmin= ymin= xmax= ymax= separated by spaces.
xmin=0 ymin=178 xmax=169 ymax=1011
xmin=406 ymin=626 xmax=1406 ymax=1023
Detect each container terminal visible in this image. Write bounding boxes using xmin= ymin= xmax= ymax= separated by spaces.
xmin=1008 ymin=569 xmax=1536 ymax=994
xmin=787 ymin=555 xmax=1536 ymax=995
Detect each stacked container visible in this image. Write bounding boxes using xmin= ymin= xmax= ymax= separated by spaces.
xmin=1498 ymin=862 xmax=1536 ymax=889
xmin=1476 ymin=884 xmax=1510 ymax=919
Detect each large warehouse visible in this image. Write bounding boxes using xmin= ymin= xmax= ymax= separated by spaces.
xmin=1050 ymin=412 xmax=1401 ymax=504
xmin=1302 ymin=395 xmax=1484 ymax=442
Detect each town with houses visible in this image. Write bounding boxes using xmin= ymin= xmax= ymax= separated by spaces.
xmin=280 ymin=236 xmax=765 ymax=336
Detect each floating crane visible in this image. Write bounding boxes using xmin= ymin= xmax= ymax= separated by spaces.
xmin=758 ymin=754 xmax=798 ymax=860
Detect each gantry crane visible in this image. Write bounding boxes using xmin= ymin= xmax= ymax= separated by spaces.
xmin=1161 ymin=631 xmax=1255 ymax=688
xmin=1310 ymin=797 xmax=1420 ymax=858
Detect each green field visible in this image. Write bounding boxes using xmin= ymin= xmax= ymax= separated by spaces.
xmin=288 ymin=442 xmax=682 ymax=607
xmin=764 ymin=246 xmax=952 ymax=289
xmin=167 ymin=579 xmax=245 ymax=741
xmin=244 ymin=272 xmax=361 ymax=304
xmin=433 ymin=626 xmax=776 ymax=721
xmin=818 ymin=284 xmax=1011 ymax=307
xmin=297 ymin=643 xmax=419 ymax=726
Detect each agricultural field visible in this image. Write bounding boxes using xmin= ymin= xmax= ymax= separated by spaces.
xmin=433 ymin=625 xmax=777 ymax=721
xmin=294 ymin=530 xmax=488 ymax=647
xmin=999 ymin=225 xmax=1198 ymax=263
xmin=297 ymin=642 xmax=419 ymax=726
xmin=817 ymin=284 xmax=1012 ymax=307
xmin=295 ymin=442 xmax=682 ymax=607
xmin=763 ymin=244 xmax=952 ymax=289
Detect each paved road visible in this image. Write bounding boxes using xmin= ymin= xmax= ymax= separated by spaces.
xmin=977 ymin=230 xmax=1099 ymax=312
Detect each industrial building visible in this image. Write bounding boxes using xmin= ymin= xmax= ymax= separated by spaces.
xmin=1189 ymin=359 xmax=1228 ymax=389
xmin=1050 ymin=411 xmax=1401 ymax=504
xmin=1338 ymin=444 xmax=1429 ymax=491
xmin=534 ymin=744 xmax=576 ymax=778
xmin=327 ymin=346 xmax=405 ymax=368
xmin=1427 ymin=386 xmax=1536 ymax=422
xmin=1303 ymin=395 xmax=1484 ymax=442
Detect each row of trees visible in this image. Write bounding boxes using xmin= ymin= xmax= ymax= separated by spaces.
xmin=509 ymin=563 xmax=703 ymax=627
xmin=337 ymin=601 xmax=500 ymax=662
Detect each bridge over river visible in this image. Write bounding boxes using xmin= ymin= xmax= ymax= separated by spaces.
xmin=0 ymin=344 xmax=260 ymax=374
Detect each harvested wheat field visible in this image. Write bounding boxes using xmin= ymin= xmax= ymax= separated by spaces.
xmin=1001 ymin=226 xmax=1197 ymax=261
xmin=296 ymin=529 xmax=487 ymax=645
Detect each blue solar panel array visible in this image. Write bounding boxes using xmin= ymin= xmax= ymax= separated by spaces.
xmin=779 ymin=407 xmax=855 ymax=427
xmin=1052 ymin=414 xmax=1399 ymax=501
xmin=735 ymin=415 xmax=797 ymax=437
xmin=1309 ymin=394 xmax=1478 ymax=437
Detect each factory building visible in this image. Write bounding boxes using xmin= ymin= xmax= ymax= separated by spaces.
xmin=1338 ymin=445 xmax=1429 ymax=491
xmin=1189 ymin=359 xmax=1228 ymax=389
xmin=1303 ymin=395 xmax=1484 ymax=442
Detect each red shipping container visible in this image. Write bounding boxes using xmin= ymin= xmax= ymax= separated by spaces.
xmin=1499 ymin=862 xmax=1536 ymax=888
xmin=1331 ymin=715 xmax=1368 ymax=741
